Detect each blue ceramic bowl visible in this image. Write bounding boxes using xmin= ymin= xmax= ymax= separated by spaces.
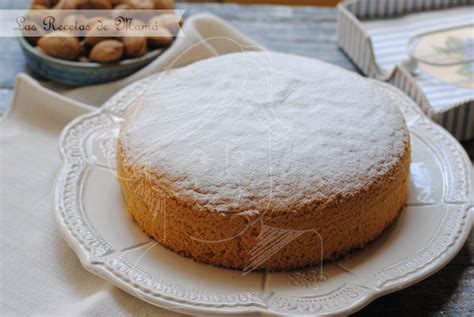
xmin=19 ymin=36 xmax=165 ymax=87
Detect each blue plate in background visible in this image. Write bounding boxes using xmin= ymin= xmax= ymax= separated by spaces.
xmin=18 ymin=36 xmax=166 ymax=87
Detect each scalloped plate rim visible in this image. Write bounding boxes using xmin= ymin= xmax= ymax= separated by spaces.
xmin=53 ymin=75 xmax=473 ymax=316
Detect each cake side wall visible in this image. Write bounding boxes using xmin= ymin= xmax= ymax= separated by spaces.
xmin=116 ymin=135 xmax=410 ymax=271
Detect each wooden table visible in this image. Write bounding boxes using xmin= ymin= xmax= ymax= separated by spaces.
xmin=0 ymin=1 xmax=472 ymax=315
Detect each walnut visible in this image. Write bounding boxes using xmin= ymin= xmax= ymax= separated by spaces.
xmin=114 ymin=2 xmax=135 ymax=10
xmin=62 ymin=14 xmax=87 ymax=30
xmin=37 ymin=31 xmax=81 ymax=60
xmin=89 ymin=39 xmax=124 ymax=62
xmin=32 ymin=0 xmax=52 ymax=8
xmin=111 ymin=0 xmax=130 ymax=5
xmin=112 ymin=4 xmax=136 ymax=20
xmin=31 ymin=4 xmax=49 ymax=10
xmin=129 ymin=0 xmax=154 ymax=10
xmin=53 ymin=0 xmax=77 ymax=9
xmin=85 ymin=16 xmax=105 ymax=29
xmin=27 ymin=8 xmax=48 ymax=24
xmin=123 ymin=33 xmax=148 ymax=58
xmin=83 ymin=19 xmax=117 ymax=46
xmin=147 ymin=26 xmax=172 ymax=47
xmin=153 ymin=0 xmax=175 ymax=10
xmin=76 ymin=0 xmax=113 ymax=9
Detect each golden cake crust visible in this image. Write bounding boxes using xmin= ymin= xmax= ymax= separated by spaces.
xmin=117 ymin=142 xmax=409 ymax=271
xmin=116 ymin=52 xmax=411 ymax=271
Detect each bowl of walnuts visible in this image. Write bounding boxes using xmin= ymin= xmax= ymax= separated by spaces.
xmin=20 ymin=0 xmax=181 ymax=86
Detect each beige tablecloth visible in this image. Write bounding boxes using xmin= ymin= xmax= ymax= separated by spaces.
xmin=0 ymin=13 xmax=262 ymax=316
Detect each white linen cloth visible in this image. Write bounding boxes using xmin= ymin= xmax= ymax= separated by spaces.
xmin=0 ymin=13 xmax=262 ymax=316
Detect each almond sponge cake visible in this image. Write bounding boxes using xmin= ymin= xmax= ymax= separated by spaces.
xmin=117 ymin=52 xmax=410 ymax=271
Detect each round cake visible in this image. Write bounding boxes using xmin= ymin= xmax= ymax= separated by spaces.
xmin=117 ymin=52 xmax=410 ymax=271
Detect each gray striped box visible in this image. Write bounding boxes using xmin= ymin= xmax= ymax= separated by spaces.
xmin=337 ymin=0 xmax=473 ymax=141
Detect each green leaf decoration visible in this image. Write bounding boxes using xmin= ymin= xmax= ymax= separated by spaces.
xmin=433 ymin=36 xmax=465 ymax=60
xmin=457 ymin=64 xmax=474 ymax=79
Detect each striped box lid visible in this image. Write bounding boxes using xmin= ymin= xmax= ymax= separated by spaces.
xmin=337 ymin=0 xmax=473 ymax=141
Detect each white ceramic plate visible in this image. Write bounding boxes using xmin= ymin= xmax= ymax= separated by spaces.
xmin=54 ymin=75 xmax=472 ymax=316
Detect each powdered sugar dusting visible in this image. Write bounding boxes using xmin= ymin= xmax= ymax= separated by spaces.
xmin=119 ymin=52 xmax=409 ymax=213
